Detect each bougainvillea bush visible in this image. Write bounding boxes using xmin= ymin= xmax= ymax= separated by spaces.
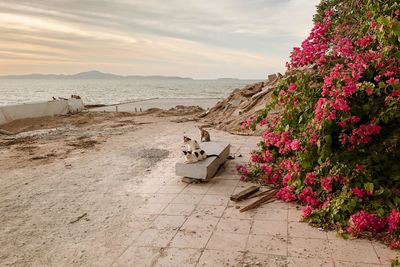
xmin=238 ymin=0 xmax=400 ymax=250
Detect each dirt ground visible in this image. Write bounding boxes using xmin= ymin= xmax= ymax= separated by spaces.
xmin=0 ymin=108 xmax=215 ymax=266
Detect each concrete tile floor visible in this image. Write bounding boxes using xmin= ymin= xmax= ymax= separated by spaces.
xmin=112 ymin=139 xmax=398 ymax=267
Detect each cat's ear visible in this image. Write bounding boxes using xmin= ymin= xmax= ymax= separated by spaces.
xmin=200 ymin=150 xmax=205 ymax=155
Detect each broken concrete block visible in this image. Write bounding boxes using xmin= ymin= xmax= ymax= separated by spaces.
xmin=175 ymin=142 xmax=230 ymax=181
xmin=268 ymin=73 xmax=278 ymax=82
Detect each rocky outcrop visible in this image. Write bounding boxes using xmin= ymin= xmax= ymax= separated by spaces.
xmin=199 ymin=73 xmax=282 ymax=135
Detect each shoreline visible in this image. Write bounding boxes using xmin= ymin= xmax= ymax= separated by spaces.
xmin=89 ymin=97 xmax=221 ymax=112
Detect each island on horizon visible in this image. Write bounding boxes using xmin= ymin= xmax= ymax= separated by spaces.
xmin=0 ymin=70 xmax=257 ymax=81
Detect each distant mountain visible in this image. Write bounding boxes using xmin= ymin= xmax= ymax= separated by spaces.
xmin=0 ymin=70 xmax=194 ymax=80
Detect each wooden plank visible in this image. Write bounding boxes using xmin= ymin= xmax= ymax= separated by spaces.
xmin=230 ymin=185 xmax=260 ymax=202
xmin=240 ymin=189 xmax=278 ymax=212
xmin=245 ymin=188 xmax=275 ymax=200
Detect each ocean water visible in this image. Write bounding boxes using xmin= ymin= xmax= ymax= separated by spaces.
xmin=0 ymin=79 xmax=258 ymax=106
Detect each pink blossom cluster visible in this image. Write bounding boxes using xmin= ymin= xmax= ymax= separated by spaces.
xmin=236 ymin=164 xmax=248 ymax=182
xmin=320 ymin=177 xmax=333 ymax=192
xmin=387 ymin=209 xmax=400 ymax=233
xmin=250 ymin=153 xmax=264 ymax=163
xmin=349 ymin=210 xmax=387 ymax=234
xmin=350 ymin=187 xmax=373 ymax=199
xmin=304 ymin=172 xmax=316 ymax=185
xmin=262 ymin=130 xmax=302 ymax=154
xmin=288 ymin=15 xmax=331 ymax=68
xmin=276 ymin=186 xmax=297 ymax=202
xmin=302 ymin=205 xmax=313 ymax=218
xmin=241 ymin=118 xmax=253 ymax=129
xmin=298 ymin=187 xmax=320 ymax=207
xmin=340 ymin=121 xmax=382 ymax=147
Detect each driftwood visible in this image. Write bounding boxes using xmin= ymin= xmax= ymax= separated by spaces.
xmin=240 ymin=189 xmax=278 ymax=213
xmin=230 ymin=186 xmax=260 ymax=202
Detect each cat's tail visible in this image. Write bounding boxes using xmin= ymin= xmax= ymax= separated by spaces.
xmin=206 ymin=154 xmax=220 ymax=158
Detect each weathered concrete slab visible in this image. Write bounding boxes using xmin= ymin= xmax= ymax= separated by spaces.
xmin=176 ymin=142 xmax=230 ymax=181
xmin=0 ymin=99 xmax=84 ymax=125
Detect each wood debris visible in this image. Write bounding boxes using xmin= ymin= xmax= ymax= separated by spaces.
xmin=230 ymin=185 xmax=260 ymax=202
xmin=240 ymin=189 xmax=278 ymax=213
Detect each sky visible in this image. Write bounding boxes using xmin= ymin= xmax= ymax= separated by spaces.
xmin=0 ymin=0 xmax=319 ymax=79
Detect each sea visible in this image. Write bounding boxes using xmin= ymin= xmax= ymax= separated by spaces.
xmin=0 ymin=78 xmax=259 ymax=106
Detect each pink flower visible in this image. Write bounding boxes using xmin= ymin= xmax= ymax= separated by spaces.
xmin=332 ymin=98 xmax=350 ymax=112
xmin=351 ymin=187 xmax=366 ymax=198
xmin=276 ymin=186 xmax=296 ymax=202
xmin=325 ymin=10 xmax=333 ymax=17
xmin=338 ymin=121 xmax=347 ymax=128
xmin=251 ymin=154 xmax=263 ymax=163
xmin=236 ymin=165 xmax=249 ymax=176
xmin=261 ymin=165 xmax=273 ymax=174
xmin=387 ymin=209 xmax=400 ymax=233
xmin=241 ymin=118 xmax=253 ymax=129
xmin=305 ymin=172 xmax=316 ymax=185
xmin=355 ymin=36 xmax=373 ymax=47
xmin=302 ymin=206 xmax=313 ymax=218
xmin=387 ymin=77 xmax=399 ymax=84
xmin=355 ymin=164 xmax=364 ymax=172
xmin=321 ymin=177 xmax=333 ymax=192
xmin=288 ymin=83 xmax=297 ymax=92
xmin=350 ymin=210 xmax=387 ymax=233
xmin=282 ymin=173 xmax=294 ymax=186
xmin=290 ymin=139 xmax=301 ymax=151
xmin=365 ymin=88 xmax=373 ymax=96
xmin=298 ymin=187 xmax=320 ymax=207
xmin=392 ymin=90 xmax=400 ymax=97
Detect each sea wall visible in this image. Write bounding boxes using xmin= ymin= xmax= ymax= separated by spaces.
xmin=0 ymin=99 xmax=84 ymax=125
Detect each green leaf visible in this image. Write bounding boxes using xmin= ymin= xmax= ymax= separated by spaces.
xmin=393 ymin=21 xmax=400 ymax=37
xmin=375 ymin=187 xmax=385 ymax=196
xmin=376 ymin=208 xmax=385 ymax=217
xmin=324 ymin=134 xmax=332 ymax=146
xmin=364 ymin=182 xmax=374 ymax=193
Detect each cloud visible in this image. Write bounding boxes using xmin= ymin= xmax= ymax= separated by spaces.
xmin=0 ymin=0 xmax=319 ymax=78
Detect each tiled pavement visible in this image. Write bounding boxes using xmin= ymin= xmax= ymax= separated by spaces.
xmin=110 ymin=139 xmax=398 ymax=267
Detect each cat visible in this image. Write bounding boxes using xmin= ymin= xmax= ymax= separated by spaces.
xmin=183 ymin=136 xmax=200 ymax=152
xmin=182 ymin=149 xmax=219 ymax=163
xmin=198 ymin=126 xmax=211 ymax=142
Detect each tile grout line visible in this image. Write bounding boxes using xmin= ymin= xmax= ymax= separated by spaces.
xmin=110 ymin=189 xmax=180 ymax=266
xmin=165 ymin=190 xmax=222 ymax=267
xmin=325 ymin=231 xmax=337 ymax=267
xmin=194 ymin=184 xmax=235 ymax=267
xmin=286 ymin=203 xmax=289 ymax=262
xmin=370 ymin=240 xmax=383 ymax=266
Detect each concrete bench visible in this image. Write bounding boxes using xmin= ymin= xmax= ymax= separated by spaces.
xmin=175 ymin=142 xmax=230 ymax=181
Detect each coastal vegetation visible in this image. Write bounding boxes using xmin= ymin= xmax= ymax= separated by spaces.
xmin=238 ymin=0 xmax=400 ymax=254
